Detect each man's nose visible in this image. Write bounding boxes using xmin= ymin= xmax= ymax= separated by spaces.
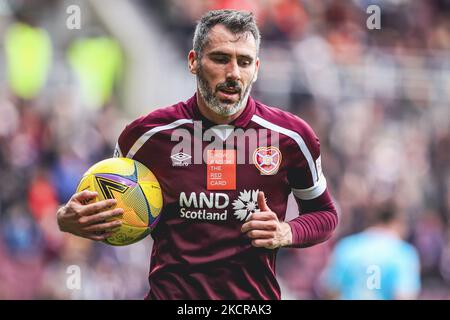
xmin=225 ymin=60 xmax=240 ymax=81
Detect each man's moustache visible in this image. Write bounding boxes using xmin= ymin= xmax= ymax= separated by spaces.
xmin=216 ymin=82 xmax=242 ymax=93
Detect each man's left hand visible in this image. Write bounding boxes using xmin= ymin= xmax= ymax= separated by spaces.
xmin=241 ymin=191 xmax=292 ymax=249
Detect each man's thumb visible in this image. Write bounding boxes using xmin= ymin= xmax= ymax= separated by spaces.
xmin=257 ymin=191 xmax=269 ymax=211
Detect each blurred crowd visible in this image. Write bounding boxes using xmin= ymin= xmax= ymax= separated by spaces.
xmin=1 ymin=0 xmax=450 ymax=299
xmin=0 ymin=0 xmax=148 ymax=299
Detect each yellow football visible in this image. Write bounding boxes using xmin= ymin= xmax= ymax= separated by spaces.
xmin=76 ymin=157 xmax=163 ymax=246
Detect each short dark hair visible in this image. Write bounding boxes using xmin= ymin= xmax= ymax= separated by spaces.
xmin=193 ymin=9 xmax=261 ymax=58
xmin=372 ymin=201 xmax=400 ymax=225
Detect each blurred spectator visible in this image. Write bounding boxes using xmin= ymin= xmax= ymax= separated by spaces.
xmin=68 ymin=36 xmax=123 ymax=110
xmin=320 ymin=202 xmax=421 ymax=299
xmin=4 ymin=21 xmax=52 ymax=100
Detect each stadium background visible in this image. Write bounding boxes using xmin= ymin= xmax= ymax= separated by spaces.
xmin=0 ymin=0 xmax=449 ymax=299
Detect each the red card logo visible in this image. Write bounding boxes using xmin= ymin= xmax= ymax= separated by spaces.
xmin=253 ymin=146 xmax=282 ymax=175
xmin=207 ymin=150 xmax=236 ymax=190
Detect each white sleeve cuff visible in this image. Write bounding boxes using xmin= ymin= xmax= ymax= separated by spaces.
xmin=292 ymin=175 xmax=327 ymax=200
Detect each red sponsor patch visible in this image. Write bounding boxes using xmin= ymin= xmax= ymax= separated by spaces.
xmin=253 ymin=146 xmax=282 ymax=175
xmin=207 ymin=149 xmax=236 ymax=190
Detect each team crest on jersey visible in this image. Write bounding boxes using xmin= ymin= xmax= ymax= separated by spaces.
xmin=253 ymin=146 xmax=282 ymax=175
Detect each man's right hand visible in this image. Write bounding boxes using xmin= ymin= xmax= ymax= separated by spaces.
xmin=56 ymin=190 xmax=124 ymax=241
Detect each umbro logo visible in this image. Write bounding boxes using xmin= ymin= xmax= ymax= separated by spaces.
xmin=171 ymin=152 xmax=191 ymax=167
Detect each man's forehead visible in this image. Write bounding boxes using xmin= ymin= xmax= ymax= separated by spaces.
xmin=204 ymin=24 xmax=257 ymax=55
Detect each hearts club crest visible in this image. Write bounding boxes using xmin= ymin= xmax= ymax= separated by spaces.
xmin=253 ymin=147 xmax=282 ymax=175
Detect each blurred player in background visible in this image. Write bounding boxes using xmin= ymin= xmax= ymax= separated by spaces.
xmin=320 ymin=202 xmax=421 ymax=300
xmin=57 ymin=9 xmax=338 ymax=299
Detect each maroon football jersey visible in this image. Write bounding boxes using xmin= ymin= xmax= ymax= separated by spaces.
xmin=115 ymin=94 xmax=337 ymax=300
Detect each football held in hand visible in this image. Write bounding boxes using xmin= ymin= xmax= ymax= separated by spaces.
xmin=76 ymin=158 xmax=163 ymax=246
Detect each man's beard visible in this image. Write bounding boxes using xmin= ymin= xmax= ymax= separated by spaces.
xmin=197 ymin=64 xmax=254 ymax=117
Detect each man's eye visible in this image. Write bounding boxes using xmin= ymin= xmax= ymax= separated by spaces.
xmin=213 ymin=57 xmax=228 ymax=64
xmin=239 ymin=59 xmax=252 ymax=67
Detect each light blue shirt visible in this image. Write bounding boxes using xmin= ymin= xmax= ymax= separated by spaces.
xmin=322 ymin=229 xmax=421 ymax=299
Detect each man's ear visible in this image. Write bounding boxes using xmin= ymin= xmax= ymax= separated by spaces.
xmin=188 ymin=50 xmax=198 ymax=75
